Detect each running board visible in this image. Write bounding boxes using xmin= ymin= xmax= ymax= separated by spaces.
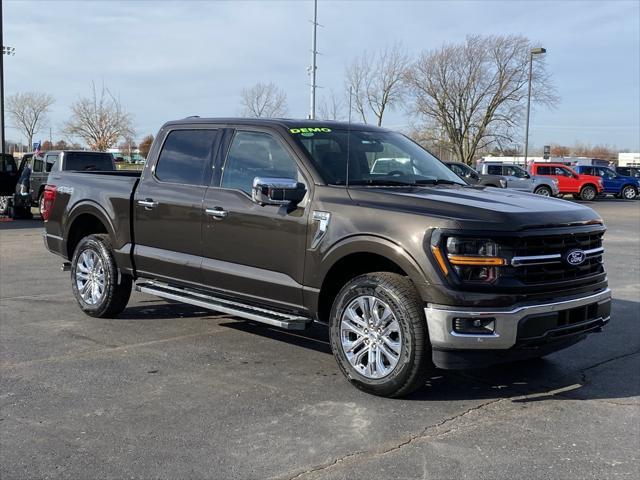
xmin=135 ymin=281 xmax=311 ymax=331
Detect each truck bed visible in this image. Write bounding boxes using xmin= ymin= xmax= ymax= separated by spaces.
xmin=44 ymin=170 xmax=141 ymax=264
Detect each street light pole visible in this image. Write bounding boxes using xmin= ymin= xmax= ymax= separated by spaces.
xmin=523 ymin=47 xmax=546 ymax=165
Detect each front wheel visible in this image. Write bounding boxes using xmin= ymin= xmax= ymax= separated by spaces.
xmin=579 ymin=185 xmax=597 ymax=201
xmin=71 ymin=234 xmax=132 ymax=318
xmin=329 ymin=272 xmax=433 ymax=398
xmin=621 ymin=185 xmax=637 ymax=200
xmin=534 ymin=185 xmax=552 ymax=197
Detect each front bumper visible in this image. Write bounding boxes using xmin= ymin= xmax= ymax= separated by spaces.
xmin=425 ymin=289 xmax=611 ymax=367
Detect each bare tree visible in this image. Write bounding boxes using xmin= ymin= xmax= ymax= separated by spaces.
xmin=240 ymin=82 xmax=288 ymax=118
xmin=118 ymin=136 xmax=137 ymax=162
xmin=138 ymin=134 xmax=154 ymax=159
xmin=6 ymin=92 xmax=55 ymax=148
xmin=550 ymin=144 xmax=570 ymax=157
xmin=318 ymin=89 xmax=346 ymax=121
xmin=405 ymin=35 xmax=558 ymax=165
xmin=345 ymin=43 xmax=410 ymax=126
xmin=64 ymin=83 xmax=135 ymax=151
xmin=54 ymin=139 xmax=70 ymax=150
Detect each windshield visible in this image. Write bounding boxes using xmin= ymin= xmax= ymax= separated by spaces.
xmin=291 ymin=129 xmax=465 ymax=186
xmin=63 ymin=152 xmax=114 ymax=171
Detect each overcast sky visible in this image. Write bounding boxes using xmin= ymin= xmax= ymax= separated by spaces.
xmin=3 ymin=0 xmax=639 ymax=150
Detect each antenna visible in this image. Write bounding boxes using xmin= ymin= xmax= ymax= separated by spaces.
xmin=308 ymin=0 xmax=319 ymax=120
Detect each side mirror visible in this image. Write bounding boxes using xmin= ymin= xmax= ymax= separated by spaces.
xmin=252 ymin=177 xmax=306 ymax=206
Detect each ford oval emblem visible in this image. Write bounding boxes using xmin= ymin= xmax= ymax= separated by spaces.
xmin=565 ymin=249 xmax=586 ymax=266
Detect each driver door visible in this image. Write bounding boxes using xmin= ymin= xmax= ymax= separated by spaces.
xmin=200 ymin=128 xmax=310 ymax=310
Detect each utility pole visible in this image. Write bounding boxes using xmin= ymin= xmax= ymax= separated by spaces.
xmin=308 ymin=0 xmax=319 ymax=120
xmin=1 ymin=1 xmax=5 ymax=157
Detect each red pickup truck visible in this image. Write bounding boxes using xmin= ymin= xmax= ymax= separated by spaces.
xmin=529 ymin=163 xmax=603 ymax=201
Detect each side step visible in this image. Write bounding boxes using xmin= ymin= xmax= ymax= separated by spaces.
xmin=135 ymin=281 xmax=312 ymax=331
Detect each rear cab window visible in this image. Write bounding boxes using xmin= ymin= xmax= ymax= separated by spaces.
xmin=154 ymin=129 xmax=218 ymax=185
xmin=63 ymin=152 xmax=115 ymax=171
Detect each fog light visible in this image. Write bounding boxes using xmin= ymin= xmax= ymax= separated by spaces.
xmin=453 ymin=317 xmax=496 ymax=335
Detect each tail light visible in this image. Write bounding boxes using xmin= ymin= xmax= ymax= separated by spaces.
xmin=41 ymin=185 xmax=57 ymax=221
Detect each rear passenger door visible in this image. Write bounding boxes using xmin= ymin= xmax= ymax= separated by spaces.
xmin=134 ymin=127 xmax=220 ymax=286
xmin=200 ymin=128 xmax=311 ymax=310
xmin=503 ymin=165 xmax=531 ymax=191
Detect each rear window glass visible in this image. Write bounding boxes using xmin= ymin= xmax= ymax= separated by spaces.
xmin=487 ymin=165 xmax=502 ymax=175
xmin=536 ymin=166 xmax=552 ymax=175
xmin=1 ymin=155 xmax=17 ymax=172
xmin=64 ymin=152 xmax=114 ymax=171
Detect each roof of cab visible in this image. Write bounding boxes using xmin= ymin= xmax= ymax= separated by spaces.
xmin=161 ymin=117 xmax=392 ymax=132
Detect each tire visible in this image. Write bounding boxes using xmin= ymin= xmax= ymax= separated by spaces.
xmin=329 ymin=272 xmax=433 ymax=398
xmin=533 ymin=185 xmax=552 ymax=197
xmin=0 ymin=196 xmax=9 ymax=215
xmin=621 ymin=185 xmax=637 ymax=200
xmin=70 ymin=234 xmax=132 ymax=318
xmin=579 ymin=185 xmax=597 ymax=201
xmin=38 ymin=191 xmax=46 ymax=213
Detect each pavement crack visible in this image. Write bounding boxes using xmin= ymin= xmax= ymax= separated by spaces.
xmin=284 ymin=397 xmax=505 ymax=480
xmin=579 ymin=349 xmax=640 ymax=383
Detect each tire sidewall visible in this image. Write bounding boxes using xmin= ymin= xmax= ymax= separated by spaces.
xmin=622 ymin=186 xmax=637 ymax=200
xmin=534 ymin=186 xmax=551 ymax=196
xmin=580 ymin=185 xmax=596 ymax=201
xmin=71 ymin=236 xmax=118 ymax=316
xmin=329 ymin=275 xmax=422 ymax=395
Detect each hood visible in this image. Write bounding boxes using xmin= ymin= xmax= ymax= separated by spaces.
xmin=347 ymin=184 xmax=602 ymax=231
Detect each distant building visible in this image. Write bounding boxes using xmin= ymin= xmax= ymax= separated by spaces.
xmin=618 ymin=152 xmax=640 ymax=167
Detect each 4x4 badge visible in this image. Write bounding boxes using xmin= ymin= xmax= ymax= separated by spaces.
xmin=565 ymin=249 xmax=586 ymax=266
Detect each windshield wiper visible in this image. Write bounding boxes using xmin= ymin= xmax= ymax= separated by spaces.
xmin=414 ymin=178 xmax=464 ymax=186
xmin=350 ymin=179 xmax=416 ymax=186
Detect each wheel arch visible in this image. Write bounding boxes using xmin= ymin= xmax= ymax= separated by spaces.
xmin=65 ymin=202 xmax=115 ymax=259
xmin=314 ymin=235 xmax=429 ymax=323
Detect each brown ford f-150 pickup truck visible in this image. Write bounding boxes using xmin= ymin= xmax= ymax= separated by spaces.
xmin=43 ymin=118 xmax=611 ymax=397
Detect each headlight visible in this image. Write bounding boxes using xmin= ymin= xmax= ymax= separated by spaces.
xmin=431 ymin=236 xmax=506 ymax=284
xmin=499 ymin=179 xmax=507 ymax=188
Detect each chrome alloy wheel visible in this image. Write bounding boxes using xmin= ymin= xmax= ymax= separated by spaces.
xmin=75 ymin=250 xmax=106 ymax=305
xmin=340 ymin=296 xmax=402 ymax=379
xmin=623 ymin=186 xmax=637 ymax=199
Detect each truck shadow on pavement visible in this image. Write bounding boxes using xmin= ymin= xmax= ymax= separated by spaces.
xmin=217 ymin=298 xmax=640 ymax=404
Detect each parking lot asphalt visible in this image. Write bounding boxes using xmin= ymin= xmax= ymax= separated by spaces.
xmin=1 ymin=199 xmax=639 ymax=480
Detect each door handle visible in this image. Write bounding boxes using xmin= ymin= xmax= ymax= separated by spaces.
xmin=205 ymin=207 xmax=228 ymax=219
xmin=138 ymin=199 xmax=158 ymax=209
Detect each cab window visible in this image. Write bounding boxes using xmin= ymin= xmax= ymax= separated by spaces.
xmin=221 ymin=131 xmax=300 ymax=195
xmin=155 ymin=129 xmax=218 ymax=185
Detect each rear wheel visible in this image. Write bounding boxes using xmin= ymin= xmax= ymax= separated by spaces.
xmin=579 ymin=185 xmax=597 ymax=201
xmin=0 ymin=196 xmax=9 ymax=215
xmin=621 ymin=185 xmax=637 ymax=200
xmin=71 ymin=234 xmax=132 ymax=318
xmin=534 ymin=185 xmax=552 ymax=197
xmin=329 ymin=272 xmax=433 ymax=398
xmin=38 ymin=191 xmax=46 ymax=215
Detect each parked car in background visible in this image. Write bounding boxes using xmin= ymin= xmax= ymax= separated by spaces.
xmin=574 ymin=165 xmax=639 ymax=200
xmin=477 ymin=162 xmax=559 ymax=196
xmin=16 ymin=150 xmax=115 ymax=213
xmin=0 ymin=153 xmax=19 ymax=214
xmin=443 ymin=161 xmax=507 ymax=188
xmin=616 ymin=166 xmax=640 ymax=179
xmin=529 ymin=163 xmax=603 ymax=201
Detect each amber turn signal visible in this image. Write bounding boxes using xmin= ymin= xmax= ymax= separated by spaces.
xmin=447 ymin=255 xmax=506 ymax=266
xmin=431 ymin=245 xmax=449 ymax=275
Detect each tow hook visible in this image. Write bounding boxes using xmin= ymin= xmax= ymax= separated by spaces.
xmin=61 ymin=262 xmax=71 ymax=272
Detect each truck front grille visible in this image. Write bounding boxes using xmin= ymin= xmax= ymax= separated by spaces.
xmin=500 ymin=229 xmax=606 ymax=289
